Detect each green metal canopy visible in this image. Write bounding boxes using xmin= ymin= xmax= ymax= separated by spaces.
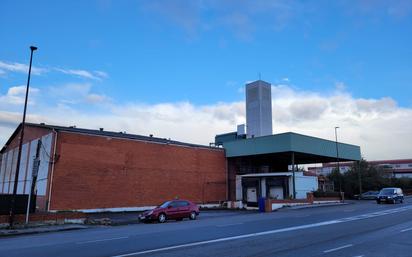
xmin=216 ymin=132 xmax=361 ymax=163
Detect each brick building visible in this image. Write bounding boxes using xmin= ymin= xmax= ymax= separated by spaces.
xmin=0 ymin=123 xmax=227 ymax=212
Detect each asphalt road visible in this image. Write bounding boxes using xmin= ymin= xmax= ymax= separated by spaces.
xmin=1 ymin=198 xmax=412 ymax=257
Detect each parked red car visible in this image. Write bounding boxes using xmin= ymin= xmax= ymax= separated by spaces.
xmin=138 ymin=200 xmax=200 ymax=223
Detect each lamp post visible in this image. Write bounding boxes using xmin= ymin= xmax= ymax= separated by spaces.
xmin=334 ymin=126 xmax=341 ymax=193
xmin=9 ymin=46 xmax=38 ymax=228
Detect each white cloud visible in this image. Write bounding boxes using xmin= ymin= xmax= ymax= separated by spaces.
xmin=94 ymin=71 xmax=108 ymax=79
xmin=85 ymin=93 xmax=110 ymax=104
xmin=0 ymin=84 xmax=411 ymax=161
xmin=0 ymin=61 xmax=47 ymax=75
xmin=48 ymin=83 xmax=110 ymax=105
xmin=0 ymin=60 xmax=109 ymax=81
xmin=54 ymin=68 xmax=107 ymax=81
xmin=0 ymin=85 xmax=39 ymax=105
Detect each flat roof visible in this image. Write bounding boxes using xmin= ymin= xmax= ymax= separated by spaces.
xmin=1 ymin=123 xmax=222 ymax=153
xmin=221 ymin=132 xmax=361 ymax=162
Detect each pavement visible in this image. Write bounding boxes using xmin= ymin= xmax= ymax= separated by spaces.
xmin=1 ymin=198 xmax=412 ymax=256
xmin=0 ymin=224 xmax=88 ymax=237
xmin=0 ymin=202 xmax=349 ymax=238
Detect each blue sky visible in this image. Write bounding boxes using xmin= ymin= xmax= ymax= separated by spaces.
xmin=1 ymin=0 xmax=412 ymax=160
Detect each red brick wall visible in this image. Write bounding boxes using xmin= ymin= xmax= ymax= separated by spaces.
xmin=6 ymin=125 xmax=52 ymax=149
xmin=50 ymin=132 xmax=227 ymax=210
xmin=0 ymin=212 xmax=86 ymax=225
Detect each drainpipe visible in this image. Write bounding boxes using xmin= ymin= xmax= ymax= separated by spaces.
xmin=47 ymin=129 xmax=58 ymax=211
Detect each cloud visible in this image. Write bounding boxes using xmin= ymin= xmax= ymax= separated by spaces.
xmin=0 ymin=60 xmax=109 ymax=81
xmin=0 ymin=61 xmax=47 ymax=75
xmin=0 ymin=85 xmax=39 ymax=105
xmin=54 ymin=68 xmax=107 ymax=81
xmin=85 ymin=93 xmax=111 ymax=104
xmin=0 ymin=84 xmax=411 ymax=161
xmin=48 ymin=82 xmax=111 ymax=106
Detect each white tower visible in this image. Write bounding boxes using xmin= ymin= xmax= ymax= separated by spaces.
xmin=246 ymin=80 xmax=272 ymax=138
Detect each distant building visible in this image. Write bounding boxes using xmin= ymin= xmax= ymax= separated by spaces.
xmin=308 ymin=159 xmax=412 ymax=178
xmin=246 ymin=80 xmax=272 ymax=138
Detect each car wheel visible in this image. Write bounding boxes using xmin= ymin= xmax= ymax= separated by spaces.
xmin=158 ymin=213 xmax=167 ymax=223
xmin=400 ymin=199 xmax=404 ymax=203
xmin=189 ymin=211 xmax=197 ymax=220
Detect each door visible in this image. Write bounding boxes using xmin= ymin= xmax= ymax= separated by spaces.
xmin=165 ymin=201 xmax=180 ymax=219
xmin=176 ymin=200 xmax=190 ymax=218
xmin=269 ymin=186 xmax=284 ymax=200
xmin=247 ymin=187 xmax=257 ymax=203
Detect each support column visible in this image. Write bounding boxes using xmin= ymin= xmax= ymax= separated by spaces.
xmin=260 ymin=178 xmax=266 ymax=198
xmin=292 ymin=152 xmax=296 ymax=199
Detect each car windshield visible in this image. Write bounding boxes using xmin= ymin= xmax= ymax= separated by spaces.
xmin=159 ymin=201 xmax=171 ymax=208
xmin=380 ymin=189 xmax=395 ymax=195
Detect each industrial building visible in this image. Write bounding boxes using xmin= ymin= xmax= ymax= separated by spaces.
xmin=0 ymin=80 xmax=362 ymax=212
xmin=0 ymin=124 xmax=227 ymax=212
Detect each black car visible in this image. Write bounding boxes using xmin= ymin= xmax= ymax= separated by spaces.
xmin=376 ymin=188 xmax=404 ymax=204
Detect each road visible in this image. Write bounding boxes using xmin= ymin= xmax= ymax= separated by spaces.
xmin=1 ymin=198 xmax=412 ymax=257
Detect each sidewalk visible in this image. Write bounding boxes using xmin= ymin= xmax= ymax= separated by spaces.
xmin=0 ymin=224 xmax=88 ymax=237
xmin=286 ymin=202 xmax=350 ymax=210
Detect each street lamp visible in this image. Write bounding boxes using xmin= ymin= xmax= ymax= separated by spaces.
xmin=334 ymin=126 xmax=341 ymax=192
xmin=9 ymin=46 xmax=38 ymax=228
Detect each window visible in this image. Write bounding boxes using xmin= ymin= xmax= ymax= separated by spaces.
xmin=176 ymin=201 xmax=189 ymax=207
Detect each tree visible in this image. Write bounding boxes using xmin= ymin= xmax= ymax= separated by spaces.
xmin=326 ymin=159 xmax=412 ymax=197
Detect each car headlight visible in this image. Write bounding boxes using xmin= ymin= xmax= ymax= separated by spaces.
xmin=387 ymin=196 xmax=392 ymax=198
xmin=147 ymin=210 xmax=153 ymax=215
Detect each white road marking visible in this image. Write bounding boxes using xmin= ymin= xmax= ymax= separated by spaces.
xmin=323 ymin=244 xmax=353 ymax=253
xmin=111 ymin=220 xmax=340 ymax=257
xmin=77 ymin=237 xmax=129 ymax=244
xmin=110 ymin=205 xmax=412 ymax=257
xmin=401 ymin=227 xmax=412 ymax=233
xmin=216 ymin=223 xmax=244 ymax=227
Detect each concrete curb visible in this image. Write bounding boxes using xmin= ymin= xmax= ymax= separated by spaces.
xmin=0 ymin=224 xmax=88 ymax=238
xmin=286 ymin=202 xmax=351 ymax=210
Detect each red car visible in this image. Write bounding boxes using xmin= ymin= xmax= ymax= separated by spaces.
xmin=138 ymin=200 xmax=200 ymax=223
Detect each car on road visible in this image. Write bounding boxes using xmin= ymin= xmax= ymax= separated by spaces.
xmin=355 ymin=191 xmax=379 ymax=200
xmin=376 ymin=187 xmax=404 ymax=204
xmin=138 ymin=200 xmax=200 ymax=223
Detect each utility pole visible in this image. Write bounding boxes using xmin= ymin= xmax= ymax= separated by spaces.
xmin=25 ymin=140 xmax=41 ymax=224
xmin=9 ymin=46 xmax=37 ymax=228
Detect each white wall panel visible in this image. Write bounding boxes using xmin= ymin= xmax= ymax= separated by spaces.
xmin=37 ymin=133 xmax=52 ymax=196
xmin=4 ymin=151 xmax=13 ymax=194
xmin=25 ymin=139 xmax=38 ymax=194
xmin=0 ymin=153 xmax=7 ymax=193
xmin=17 ymin=143 xmax=29 ymax=194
